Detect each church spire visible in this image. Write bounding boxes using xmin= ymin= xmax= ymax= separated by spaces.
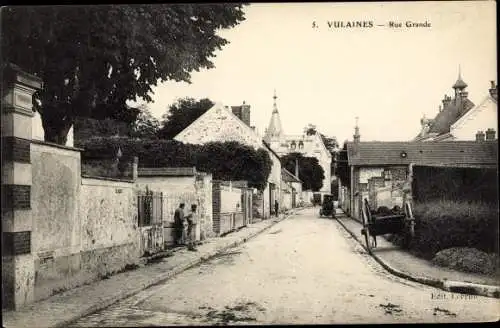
xmin=272 ymin=89 xmax=278 ymax=113
xmin=353 ymin=116 xmax=360 ymax=143
xmin=264 ymin=89 xmax=285 ymax=143
xmin=453 ymin=65 xmax=468 ymax=90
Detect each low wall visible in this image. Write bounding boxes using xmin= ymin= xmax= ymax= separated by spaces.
xmin=213 ymin=181 xmax=247 ymax=235
xmin=31 ymin=142 xmax=140 ymax=301
xmin=136 ymin=172 xmax=213 ymax=246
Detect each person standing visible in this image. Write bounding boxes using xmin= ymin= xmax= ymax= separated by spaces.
xmin=174 ymin=203 xmax=187 ymax=246
xmin=274 ymin=200 xmax=279 ymax=217
xmin=186 ymin=204 xmax=198 ymax=251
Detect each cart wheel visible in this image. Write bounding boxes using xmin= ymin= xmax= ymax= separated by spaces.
xmin=404 ymin=201 xmax=415 ymax=238
xmin=361 ymin=200 xmax=373 ymax=253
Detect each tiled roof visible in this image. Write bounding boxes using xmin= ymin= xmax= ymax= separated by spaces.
xmin=347 ymin=141 xmax=498 ymax=167
xmin=138 ymin=167 xmax=197 ymax=176
xmin=428 ymin=98 xmax=475 ymax=134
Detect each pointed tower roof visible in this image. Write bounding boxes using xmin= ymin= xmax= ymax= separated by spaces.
xmin=453 ymin=65 xmax=468 ymax=90
xmin=264 ymin=89 xmax=285 ymax=142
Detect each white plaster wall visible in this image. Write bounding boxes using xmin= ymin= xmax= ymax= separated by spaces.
xmin=451 ymin=97 xmax=498 ymax=140
xmin=79 ymin=178 xmax=138 ymax=250
xmin=220 ymin=186 xmax=242 ymax=213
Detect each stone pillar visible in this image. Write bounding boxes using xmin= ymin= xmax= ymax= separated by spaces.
xmin=1 ymin=64 xmax=42 ymax=310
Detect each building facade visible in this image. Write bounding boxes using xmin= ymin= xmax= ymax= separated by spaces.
xmin=415 ymin=70 xmax=497 ymax=142
xmin=174 ymin=102 xmax=282 ymax=219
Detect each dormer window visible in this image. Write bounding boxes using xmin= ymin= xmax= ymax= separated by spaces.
xmin=298 ymin=141 xmax=304 ymax=149
xmin=290 ymin=141 xmax=296 ymax=149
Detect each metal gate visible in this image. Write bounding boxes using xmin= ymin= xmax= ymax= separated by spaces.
xmin=138 ymin=189 xmax=163 ymax=256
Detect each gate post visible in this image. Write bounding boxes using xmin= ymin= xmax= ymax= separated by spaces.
xmin=1 ymin=64 xmax=42 ymax=309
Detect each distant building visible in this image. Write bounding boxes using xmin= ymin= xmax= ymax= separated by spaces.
xmin=173 ymin=102 xmax=283 ymax=219
xmin=263 ymin=90 xmax=332 ymax=200
xmin=415 ymin=69 xmax=497 ymax=142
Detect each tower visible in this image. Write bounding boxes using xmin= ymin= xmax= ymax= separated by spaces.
xmin=264 ymin=89 xmax=285 ymax=143
xmin=353 ymin=116 xmax=360 ymax=143
xmin=452 ymin=65 xmax=468 ymax=99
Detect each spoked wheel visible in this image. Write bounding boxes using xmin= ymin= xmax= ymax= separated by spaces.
xmin=361 ymin=199 xmax=376 ymax=253
xmin=404 ymin=201 xmax=415 ymax=238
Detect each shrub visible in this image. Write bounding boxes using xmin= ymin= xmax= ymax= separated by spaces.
xmin=432 ymin=247 xmax=500 ymax=275
xmin=407 ymin=200 xmax=499 ymax=259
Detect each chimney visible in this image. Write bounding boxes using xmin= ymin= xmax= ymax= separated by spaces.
xmin=485 ymin=128 xmax=496 ymax=141
xmin=475 ymin=131 xmax=485 ymax=142
xmin=489 ymin=81 xmax=497 ymax=99
xmin=460 ymin=90 xmax=468 ymax=100
xmin=442 ymin=95 xmax=451 ymax=109
xmin=241 ymin=101 xmax=251 ymax=127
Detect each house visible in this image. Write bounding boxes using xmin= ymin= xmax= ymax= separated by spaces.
xmin=342 ymin=138 xmax=498 ymax=221
xmin=415 ymin=69 xmax=497 ymax=142
xmin=263 ymin=91 xmax=332 ymax=201
xmin=281 ymin=168 xmax=303 ymax=210
xmin=449 ymin=81 xmax=497 ymax=141
xmin=174 ymin=102 xmax=282 ymax=219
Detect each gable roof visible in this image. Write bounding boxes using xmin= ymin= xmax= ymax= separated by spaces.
xmin=174 ymin=102 xmax=263 ymax=148
xmin=347 ymin=141 xmax=498 ymax=168
xmin=428 ymin=97 xmax=475 ymax=134
xmin=451 ymin=94 xmax=498 ymax=131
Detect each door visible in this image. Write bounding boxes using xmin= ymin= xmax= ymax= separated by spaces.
xmin=138 ymin=190 xmax=164 ymax=256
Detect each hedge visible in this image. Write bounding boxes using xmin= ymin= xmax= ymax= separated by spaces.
xmin=78 ymin=137 xmax=273 ymax=191
xmin=389 ymin=200 xmax=499 ymax=260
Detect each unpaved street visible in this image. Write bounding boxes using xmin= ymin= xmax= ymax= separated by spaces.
xmin=71 ymin=208 xmax=499 ymax=326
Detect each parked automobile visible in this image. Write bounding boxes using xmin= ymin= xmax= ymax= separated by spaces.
xmin=319 ymin=194 xmax=336 ymax=218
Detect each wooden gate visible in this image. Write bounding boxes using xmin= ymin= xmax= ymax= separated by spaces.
xmin=138 ymin=189 xmax=164 ymax=256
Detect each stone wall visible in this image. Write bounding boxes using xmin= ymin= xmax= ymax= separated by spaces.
xmin=175 ymin=104 xmax=263 ymax=149
xmin=30 ymin=142 xmax=140 ymax=302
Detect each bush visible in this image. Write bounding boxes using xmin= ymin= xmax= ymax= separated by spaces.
xmin=432 ymin=247 xmax=500 ymax=275
xmin=407 ymin=200 xmax=499 ymax=259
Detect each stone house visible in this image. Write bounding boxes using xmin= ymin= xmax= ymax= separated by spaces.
xmin=263 ymin=91 xmax=332 ymax=200
xmin=174 ymin=102 xmax=282 ymax=219
xmin=342 ymin=140 xmax=498 ymax=222
xmin=415 ymin=70 xmax=497 ymax=142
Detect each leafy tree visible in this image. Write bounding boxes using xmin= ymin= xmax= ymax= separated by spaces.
xmin=336 ymin=141 xmax=350 ymax=188
xmin=2 ymin=5 xmax=246 ymax=144
xmin=158 ymin=97 xmax=214 ymax=139
xmin=130 ymin=105 xmax=160 ymax=139
xmin=281 ymin=152 xmax=324 ymax=191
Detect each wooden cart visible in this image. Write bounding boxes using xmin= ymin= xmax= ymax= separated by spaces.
xmin=360 ymin=198 xmax=415 ymax=253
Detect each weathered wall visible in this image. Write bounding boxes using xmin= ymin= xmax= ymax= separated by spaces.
xmin=175 ymin=104 xmax=263 ymax=148
xmin=136 ymin=176 xmax=196 ymax=246
xmin=195 ymin=173 xmax=214 ymax=240
xmin=31 ymin=143 xmax=81 ymax=257
xmin=30 ymin=143 xmax=140 ymax=301
xmin=79 ymin=177 xmax=139 ymax=252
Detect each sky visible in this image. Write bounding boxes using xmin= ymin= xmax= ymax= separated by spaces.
xmin=130 ymin=1 xmax=497 ymax=143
